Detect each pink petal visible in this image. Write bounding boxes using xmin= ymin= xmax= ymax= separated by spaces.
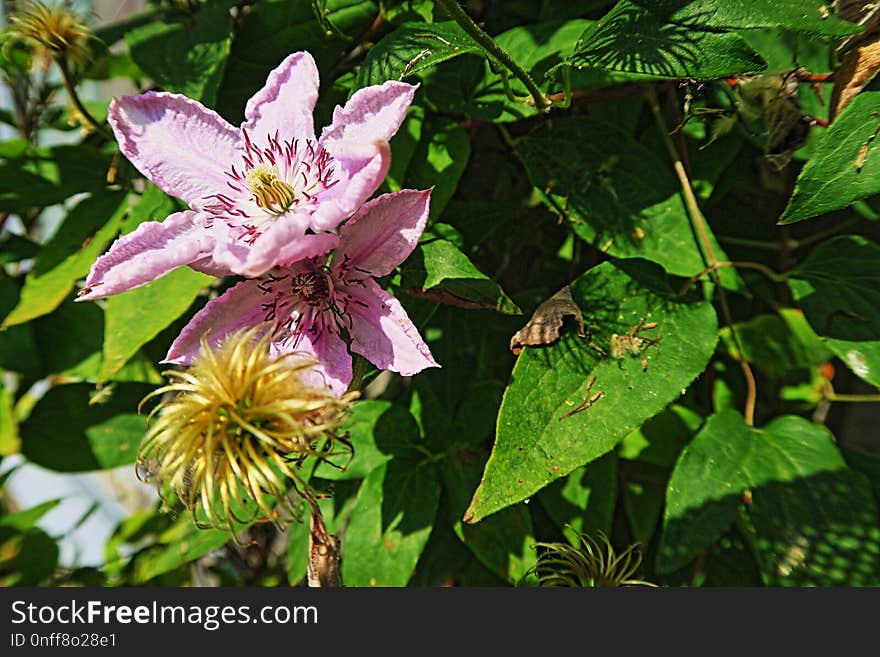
xmin=77 ymin=211 xmax=215 ymax=301
xmin=164 ymin=279 xmax=271 ymax=364
xmin=309 ymin=140 xmax=391 ymax=231
xmin=211 ymin=214 xmax=337 ymax=277
xmin=311 ymin=81 xmax=416 ymax=231
xmin=281 ymin=329 xmax=352 ymax=396
xmin=337 ymin=189 xmax=431 ymax=277
xmin=242 ymin=51 xmax=319 ymax=144
xmin=108 ymin=92 xmax=241 ymax=209
xmin=320 ymin=81 xmax=417 ymax=147
xmin=345 ymin=279 xmax=439 ymax=376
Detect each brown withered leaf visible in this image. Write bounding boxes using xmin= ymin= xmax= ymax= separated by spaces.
xmin=509 ymin=285 xmax=585 ymax=355
xmin=831 ymin=2 xmax=880 ymax=120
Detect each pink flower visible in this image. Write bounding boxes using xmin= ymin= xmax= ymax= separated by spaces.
xmin=78 ymin=51 xmax=416 ymax=300
xmin=165 ymin=189 xmax=439 ymax=395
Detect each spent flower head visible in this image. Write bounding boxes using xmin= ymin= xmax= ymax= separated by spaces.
xmin=530 ymin=531 xmax=657 ymax=588
xmin=3 ymin=1 xmax=94 ymax=71
xmin=137 ymin=324 xmax=356 ymax=532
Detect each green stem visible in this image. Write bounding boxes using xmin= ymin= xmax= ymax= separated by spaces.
xmin=647 ymin=86 xmax=756 ymax=426
xmin=434 ymin=0 xmax=550 ymax=110
xmin=55 ymin=56 xmax=111 ymax=139
xmin=345 ymin=354 xmax=368 ymax=395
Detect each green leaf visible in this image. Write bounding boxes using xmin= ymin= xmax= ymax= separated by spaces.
xmin=670 ymin=0 xmax=862 ymax=36
xmin=780 ymin=92 xmax=880 ymax=224
xmin=399 ymin=238 xmax=521 ymax=314
xmin=20 ymin=382 xmax=151 ymax=472
xmin=126 ymin=2 xmax=234 ymax=106
xmin=788 ymin=236 xmax=880 ymax=387
xmin=341 ymin=459 xmax=440 ymax=586
xmin=0 ymin=383 xmax=20 ymax=456
xmin=537 ymin=452 xmax=618 ymax=542
xmin=565 ymin=0 xmax=766 ymax=79
xmin=466 ymin=259 xmax=718 ymax=523
xmin=516 ymin=116 xmax=743 ymax=290
xmin=99 ymin=268 xmax=211 ymax=381
xmin=442 ymin=451 xmax=537 ymax=584
xmin=658 ymin=410 xmax=880 ymax=585
xmin=0 ymin=528 xmax=59 ymax=586
xmin=353 ymin=21 xmax=482 ymax=89
xmin=619 ymin=403 xmax=703 ymax=466
xmin=134 ymin=525 xmax=230 ymax=583
xmin=2 ymin=191 xmax=129 ymax=328
xmin=313 ymin=400 xmax=422 ymax=480
xmin=621 ymin=460 xmax=668 ymax=544
xmin=217 ymin=0 xmax=377 ymax=122
xmin=0 ymin=499 xmax=60 ymax=531
xmin=124 ymin=184 xmax=184 ymax=235
xmin=0 ymin=143 xmax=115 ymax=212
xmin=719 ymin=309 xmax=833 ymax=379
xmin=403 ymin=118 xmax=470 ymax=218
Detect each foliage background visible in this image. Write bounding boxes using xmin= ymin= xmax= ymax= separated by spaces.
xmin=1 ymin=0 xmax=879 ymax=587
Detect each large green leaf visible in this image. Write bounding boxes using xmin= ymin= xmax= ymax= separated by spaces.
xmin=126 ymin=2 xmax=234 ymax=106
xmin=516 ymin=116 xmax=742 ymax=290
xmin=442 ymin=451 xmax=537 ymax=584
xmin=788 ymin=236 xmax=880 ymax=387
xmin=313 ymin=400 xmax=422 ymax=480
xmin=670 ymin=0 xmax=862 ymax=36
xmin=564 ymin=0 xmax=766 ymax=79
xmin=2 ymin=191 xmax=129 ymax=328
xmin=99 ymin=268 xmax=211 ymax=381
xmin=780 ymin=92 xmax=880 ymax=224
xmin=404 ymin=118 xmax=471 ymax=219
xmin=465 ymin=259 xmax=718 ymax=523
xmin=398 ymin=238 xmax=521 ymax=314
xmin=353 ymin=21 xmax=482 ymax=89
xmin=658 ymin=410 xmax=880 ymax=585
xmin=537 ymin=452 xmax=618 ymax=542
xmin=341 ymin=459 xmax=440 ymax=586
xmin=20 ymin=382 xmax=151 ymax=472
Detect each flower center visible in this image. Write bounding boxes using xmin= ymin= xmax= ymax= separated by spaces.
xmin=245 ymin=164 xmax=296 ymax=216
xmin=289 ymin=271 xmax=330 ymax=306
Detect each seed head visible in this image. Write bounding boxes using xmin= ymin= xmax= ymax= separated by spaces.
xmin=137 ymin=324 xmax=356 ymax=533
xmin=530 ymin=531 xmax=656 ymax=587
xmin=3 ymin=1 xmax=94 ymax=70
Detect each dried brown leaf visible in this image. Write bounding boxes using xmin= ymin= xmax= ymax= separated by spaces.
xmin=509 ymin=285 xmax=585 ymax=355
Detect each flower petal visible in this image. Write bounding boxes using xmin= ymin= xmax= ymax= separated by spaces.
xmin=311 ymin=80 xmax=416 ymax=231
xmin=108 ymin=91 xmax=241 ymax=209
xmin=211 ymin=213 xmax=337 ymax=277
xmin=77 ymin=211 xmax=215 ymax=301
xmin=346 ymin=278 xmax=439 ymax=376
xmin=242 ymin=51 xmax=319 ymax=143
xmin=337 ymin=189 xmax=431 ymax=277
xmin=164 ymin=279 xmax=271 ymax=364
xmin=281 ymin=329 xmax=352 ymax=396
xmin=320 ymin=80 xmax=417 ymax=147
xmin=308 ymin=140 xmax=391 ymax=231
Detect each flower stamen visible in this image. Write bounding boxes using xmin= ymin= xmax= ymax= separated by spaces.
xmin=246 ymin=164 xmax=297 ymax=215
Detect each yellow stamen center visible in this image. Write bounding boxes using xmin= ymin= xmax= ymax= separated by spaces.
xmin=246 ymin=164 xmax=296 ymax=215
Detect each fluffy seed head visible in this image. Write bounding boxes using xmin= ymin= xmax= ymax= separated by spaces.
xmin=3 ymin=1 xmax=94 ymax=70
xmin=137 ymin=324 xmax=356 ymax=533
xmin=530 ymin=531 xmax=656 ymax=587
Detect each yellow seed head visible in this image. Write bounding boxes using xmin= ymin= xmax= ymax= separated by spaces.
xmin=137 ymin=325 xmax=356 ymax=533
xmin=3 ymin=1 xmax=94 ymax=70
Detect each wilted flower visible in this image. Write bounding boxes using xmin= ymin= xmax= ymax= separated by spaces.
xmin=138 ymin=324 xmax=355 ymax=532
xmin=78 ymin=51 xmax=416 ymax=300
xmin=2 ymin=1 xmax=94 ymax=70
xmin=531 ymin=531 xmax=656 ymax=587
xmin=165 ymin=189 xmax=439 ymax=394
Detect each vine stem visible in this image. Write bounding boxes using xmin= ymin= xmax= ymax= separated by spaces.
xmin=55 ymin=56 xmax=111 ymax=139
xmin=433 ymin=0 xmax=550 ymax=110
xmin=679 ymin=260 xmax=788 ymax=295
xmin=646 ymin=87 xmax=757 ymax=426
